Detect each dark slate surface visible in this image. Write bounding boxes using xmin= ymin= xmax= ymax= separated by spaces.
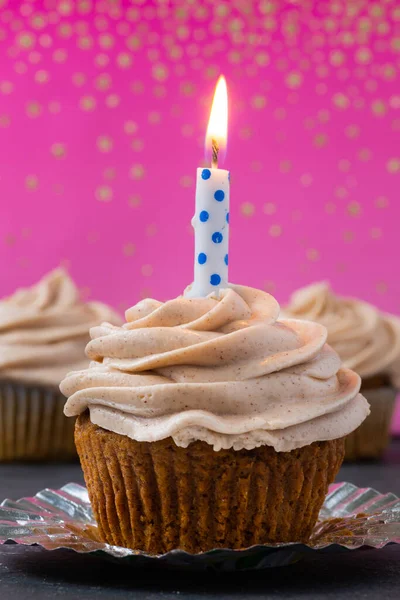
xmin=0 ymin=440 xmax=399 ymax=599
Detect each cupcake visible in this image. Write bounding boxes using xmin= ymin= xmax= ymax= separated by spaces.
xmin=61 ymin=285 xmax=368 ymax=553
xmin=0 ymin=268 xmax=122 ymax=461
xmin=284 ymin=282 xmax=400 ymax=460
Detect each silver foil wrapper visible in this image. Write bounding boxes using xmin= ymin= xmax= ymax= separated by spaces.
xmin=0 ymin=482 xmax=399 ymax=571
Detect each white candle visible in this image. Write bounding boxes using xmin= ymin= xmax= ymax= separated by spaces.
xmin=186 ymin=76 xmax=229 ymax=298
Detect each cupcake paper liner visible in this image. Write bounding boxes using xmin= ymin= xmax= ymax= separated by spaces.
xmin=0 ymin=481 xmax=399 ymax=571
xmin=75 ymin=413 xmax=344 ymax=554
xmin=0 ymin=381 xmax=76 ymax=461
xmin=345 ymin=386 xmax=397 ymax=461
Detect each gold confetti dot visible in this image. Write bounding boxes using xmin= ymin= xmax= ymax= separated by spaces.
xmin=330 ymin=50 xmax=345 ymax=66
xmin=335 ymin=186 xmax=348 ymax=199
xmin=25 ymin=174 xmax=39 ymax=190
xmin=251 ymin=95 xmax=267 ymax=110
xmin=180 ymin=175 xmax=193 ymax=188
xmin=141 ymin=264 xmax=153 ymax=277
xmin=387 ymin=158 xmax=400 ymax=173
xmin=129 ymin=194 xmax=141 ymax=208
xmin=314 ymin=133 xmax=328 ymax=148
xmin=300 ymin=173 xmax=313 ymax=187
xmin=146 ymin=224 xmax=157 ymax=237
xmin=371 ymin=100 xmax=386 ymax=117
xmin=345 ymin=124 xmax=360 ymax=139
xmin=375 ymin=196 xmax=389 ymax=209
xmin=180 ymin=81 xmax=196 ymax=96
xmin=96 ymin=185 xmax=113 ymax=202
xmin=148 ymin=111 xmax=161 ymax=124
xmin=306 ymin=248 xmax=320 ymax=262
xmin=338 ymin=159 xmax=351 ymax=172
xmin=241 ymin=202 xmax=255 ymax=217
xmin=130 ymin=164 xmax=145 ymax=180
xmin=123 ymin=242 xmax=136 ymax=256
xmin=269 ymin=224 xmax=282 ymax=237
xmin=131 ymin=139 xmax=144 ymax=152
xmin=77 ymin=36 xmax=93 ymax=50
xmin=358 ymin=148 xmax=372 ymax=162
xmin=26 ymin=101 xmax=42 ymax=118
xmin=72 ymin=72 xmax=85 ymax=87
xmin=124 ymin=121 xmax=138 ymax=135
xmin=4 ymin=233 xmax=16 ymax=246
xmin=0 ymin=114 xmax=11 ymax=127
xmin=376 ymin=281 xmax=387 ymax=295
xmin=34 ymin=69 xmax=49 ymax=84
xmin=263 ymin=202 xmax=276 ymax=215
xmin=0 ymin=81 xmax=14 ymax=94
xmin=80 ymin=95 xmax=96 ymax=111
xmin=382 ymin=64 xmax=396 ymax=81
xmin=285 ymin=72 xmax=303 ymax=89
xmin=152 ymin=63 xmax=169 ymax=82
xmin=325 ymin=202 xmax=336 ymax=214
xmin=370 ymin=227 xmax=382 ymax=239
xmin=53 ymin=48 xmax=67 ymax=63
xmin=333 ymin=93 xmax=350 ymax=109
xmin=95 ymin=73 xmax=112 ymax=91
xmin=117 ymin=52 xmax=132 ymax=69
xmin=126 ymin=34 xmax=141 ymax=51
xmin=96 ymin=135 xmax=113 ymax=153
xmin=99 ymin=33 xmax=114 ymax=49
xmin=103 ymin=167 xmax=116 ymax=180
xmin=391 ymin=37 xmax=400 ymax=53
xmin=279 ymin=160 xmax=292 ymax=173
xmin=105 ymin=94 xmax=120 ymax=108
xmin=343 ymin=230 xmax=354 ymax=243
xmin=347 ymin=201 xmax=361 ymax=216
xmin=51 ymin=143 xmax=66 ymax=159
xmin=255 ymin=52 xmax=270 ymax=66
xmin=17 ymin=31 xmax=35 ymax=49
xmin=94 ymin=53 xmax=110 ymax=68
xmin=355 ymin=47 xmax=372 ymax=64
xmin=14 ymin=61 xmax=27 ymax=74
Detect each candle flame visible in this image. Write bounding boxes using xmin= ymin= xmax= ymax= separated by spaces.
xmin=205 ymin=75 xmax=228 ymax=168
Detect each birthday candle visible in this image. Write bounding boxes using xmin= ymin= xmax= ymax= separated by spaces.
xmin=186 ymin=76 xmax=230 ymax=298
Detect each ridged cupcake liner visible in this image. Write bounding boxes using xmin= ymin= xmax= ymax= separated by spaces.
xmin=345 ymin=386 xmax=397 ymax=461
xmin=0 ymin=481 xmax=399 ymax=571
xmin=75 ymin=413 xmax=344 ymax=554
xmin=0 ymin=381 xmax=76 ymax=461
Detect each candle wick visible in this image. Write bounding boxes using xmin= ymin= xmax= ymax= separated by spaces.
xmin=211 ymin=138 xmax=219 ymax=169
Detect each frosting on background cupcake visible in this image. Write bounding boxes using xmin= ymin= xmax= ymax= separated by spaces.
xmin=0 ymin=269 xmax=122 ymax=388
xmin=284 ymin=282 xmax=400 ymax=387
xmin=62 ymin=285 xmax=369 ymax=452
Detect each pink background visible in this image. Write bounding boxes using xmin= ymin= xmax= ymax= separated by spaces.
xmin=1 ymin=1 xmax=400 ymax=426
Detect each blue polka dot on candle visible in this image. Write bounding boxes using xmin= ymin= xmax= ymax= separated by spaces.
xmin=210 ymin=274 xmax=221 ymax=286
xmin=198 ymin=252 xmax=207 ymax=264
xmin=224 ymin=254 xmax=228 ymax=265
xmin=199 ymin=210 xmax=209 ymax=222
xmin=212 ymin=232 xmax=223 ymax=244
xmin=226 ymin=212 xmax=229 ymax=224
xmin=201 ymin=169 xmax=211 ymax=180
xmin=214 ymin=189 xmax=225 ymax=202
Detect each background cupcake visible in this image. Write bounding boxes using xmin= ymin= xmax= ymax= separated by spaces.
xmin=284 ymin=282 xmax=400 ymax=460
xmin=0 ymin=268 xmax=122 ymax=461
xmin=61 ymin=285 xmax=368 ymax=553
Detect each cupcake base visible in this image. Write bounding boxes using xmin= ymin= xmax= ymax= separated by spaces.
xmin=75 ymin=413 xmax=345 ymax=554
xmin=0 ymin=381 xmax=76 ymax=461
xmin=345 ymin=385 xmax=396 ymax=461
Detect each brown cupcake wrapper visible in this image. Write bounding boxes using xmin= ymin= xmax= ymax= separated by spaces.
xmin=0 ymin=381 xmax=76 ymax=462
xmin=75 ymin=413 xmax=345 ymax=554
xmin=345 ymin=386 xmax=397 ymax=461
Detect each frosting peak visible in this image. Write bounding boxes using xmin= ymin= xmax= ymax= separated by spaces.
xmin=62 ymin=285 xmax=369 ymax=451
xmin=284 ymin=282 xmax=400 ymax=386
xmin=0 ymin=269 xmax=122 ymax=387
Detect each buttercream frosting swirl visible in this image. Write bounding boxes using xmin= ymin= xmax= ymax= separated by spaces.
xmin=0 ymin=269 xmax=122 ymax=387
xmin=284 ymin=282 xmax=400 ymax=386
xmin=62 ymin=285 xmax=369 ymax=451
